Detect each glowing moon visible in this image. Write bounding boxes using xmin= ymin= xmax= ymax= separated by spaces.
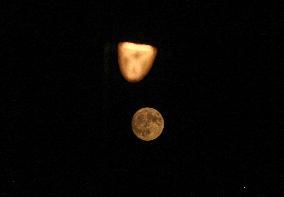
xmin=131 ymin=107 xmax=164 ymax=141
xmin=117 ymin=42 xmax=157 ymax=83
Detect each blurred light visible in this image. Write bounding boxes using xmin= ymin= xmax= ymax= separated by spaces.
xmin=117 ymin=42 xmax=157 ymax=83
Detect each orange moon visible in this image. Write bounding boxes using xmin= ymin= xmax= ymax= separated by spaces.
xmin=117 ymin=42 xmax=157 ymax=83
xmin=131 ymin=107 xmax=164 ymax=141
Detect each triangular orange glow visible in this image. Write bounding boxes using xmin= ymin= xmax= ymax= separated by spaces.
xmin=117 ymin=42 xmax=157 ymax=83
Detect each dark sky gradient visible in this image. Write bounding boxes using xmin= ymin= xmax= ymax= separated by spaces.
xmin=1 ymin=1 xmax=282 ymax=196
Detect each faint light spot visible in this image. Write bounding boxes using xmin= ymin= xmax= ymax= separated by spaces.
xmin=241 ymin=185 xmax=247 ymax=192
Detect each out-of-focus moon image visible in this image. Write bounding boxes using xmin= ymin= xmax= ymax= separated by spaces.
xmin=117 ymin=42 xmax=157 ymax=83
xmin=131 ymin=107 xmax=164 ymax=141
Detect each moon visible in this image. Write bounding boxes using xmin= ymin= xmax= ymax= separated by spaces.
xmin=131 ymin=107 xmax=164 ymax=141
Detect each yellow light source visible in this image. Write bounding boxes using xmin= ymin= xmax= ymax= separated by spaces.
xmin=117 ymin=42 xmax=157 ymax=83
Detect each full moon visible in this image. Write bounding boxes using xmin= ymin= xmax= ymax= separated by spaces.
xmin=131 ymin=107 xmax=164 ymax=141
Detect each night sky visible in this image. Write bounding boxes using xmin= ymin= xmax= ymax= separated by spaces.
xmin=2 ymin=1 xmax=282 ymax=196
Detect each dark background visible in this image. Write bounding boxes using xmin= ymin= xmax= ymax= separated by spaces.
xmin=1 ymin=1 xmax=282 ymax=196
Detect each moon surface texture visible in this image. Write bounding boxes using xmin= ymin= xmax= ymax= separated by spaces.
xmin=117 ymin=42 xmax=157 ymax=83
xmin=131 ymin=107 xmax=164 ymax=141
